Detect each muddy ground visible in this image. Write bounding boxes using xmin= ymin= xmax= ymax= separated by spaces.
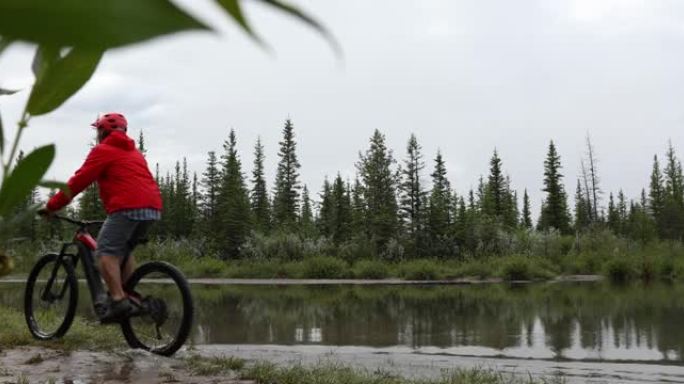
xmin=0 ymin=347 xmax=251 ymax=384
xmin=3 ymin=344 xmax=684 ymax=384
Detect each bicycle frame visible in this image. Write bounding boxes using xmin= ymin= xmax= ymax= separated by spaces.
xmin=45 ymin=219 xmax=108 ymax=317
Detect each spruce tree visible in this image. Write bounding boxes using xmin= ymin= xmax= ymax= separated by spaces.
xmin=625 ymin=197 xmax=657 ymax=243
xmin=167 ymin=159 xmax=193 ymax=238
xmin=399 ymin=134 xmax=427 ymax=256
xmin=649 ymin=155 xmax=665 ymax=224
xmin=201 ymin=151 xmax=222 ymax=240
xmin=607 ymin=192 xmax=621 ymax=234
xmin=483 ymin=150 xmax=506 ymax=219
xmin=427 ymin=151 xmax=452 ymax=243
xmin=318 ymin=178 xmax=334 ymax=237
xmin=78 ymin=185 xmax=105 ymax=219
xmin=357 ymin=130 xmax=399 ymax=254
xmin=331 ymin=174 xmax=352 ymax=244
xmin=503 ymin=177 xmax=519 ymax=228
xmin=272 ymin=119 xmax=301 ymax=231
xmin=665 ymin=140 xmax=684 ymax=206
xmin=191 ymin=172 xmax=199 ymax=234
xmin=350 ymin=178 xmax=366 ymax=236
xmin=251 ymin=137 xmax=271 ymax=233
xmin=157 ymin=172 xmax=175 ymax=238
xmin=482 ymin=150 xmax=517 ymax=228
xmin=521 ymin=189 xmax=532 ymax=229
xmin=538 ymin=141 xmax=571 ymax=234
xmin=662 ymin=141 xmax=684 ymax=240
xmin=300 ymin=185 xmax=315 ymax=237
xmin=218 ymin=129 xmax=252 ymax=258
xmin=468 ymin=189 xmax=477 ymax=211
xmin=454 ymin=196 xmax=468 ymax=242
xmin=137 ymin=130 xmax=147 ymax=157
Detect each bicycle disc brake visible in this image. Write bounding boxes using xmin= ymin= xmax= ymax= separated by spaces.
xmin=140 ymin=297 xmax=168 ymax=339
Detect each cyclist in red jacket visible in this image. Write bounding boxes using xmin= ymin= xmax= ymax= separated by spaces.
xmin=41 ymin=113 xmax=162 ymax=323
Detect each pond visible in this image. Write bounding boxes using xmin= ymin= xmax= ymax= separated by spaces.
xmin=2 ymin=280 xmax=683 ymax=364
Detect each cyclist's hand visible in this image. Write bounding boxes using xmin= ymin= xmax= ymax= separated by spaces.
xmin=37 ymin=207 xmax=54 ymax=219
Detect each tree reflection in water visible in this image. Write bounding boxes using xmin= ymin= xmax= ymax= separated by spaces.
xmin=2 ymin=281 xmax=683 ymax=361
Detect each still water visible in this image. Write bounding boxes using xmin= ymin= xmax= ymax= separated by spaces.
xmin=2 ymin=281 xmax=683 ymax=363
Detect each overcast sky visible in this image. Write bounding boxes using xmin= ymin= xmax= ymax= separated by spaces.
xmin=1 ymin=0 xmax=683 ymax=217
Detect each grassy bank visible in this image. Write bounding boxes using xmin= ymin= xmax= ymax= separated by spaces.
xmin=187 ymin=356 xmax=564 ymax=384
xmin=7 ymin=233 xmax=684 ymax=283
xmin=0 ymin=306 xmax=561 ymax=384
xmin=0 ymin=306 xmax=124 ymax=351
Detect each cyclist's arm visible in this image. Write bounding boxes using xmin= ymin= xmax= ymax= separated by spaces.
xmin=46 ymin=146 xmax=111 ymax=212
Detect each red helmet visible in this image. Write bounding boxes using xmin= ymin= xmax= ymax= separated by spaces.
xmin=91 ymin=113 xmax=127 ymax=132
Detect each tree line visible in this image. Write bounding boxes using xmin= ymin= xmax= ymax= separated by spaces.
xmin=13 ymin=120 xmax=684 ymax=261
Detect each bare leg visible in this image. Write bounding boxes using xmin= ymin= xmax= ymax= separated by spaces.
xmin=100 ymin=255 xmax=125 ymax=301
xmin=122 ymin=255 xmax=136 ymax=284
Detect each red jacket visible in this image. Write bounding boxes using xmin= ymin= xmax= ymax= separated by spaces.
xmin=47 ymin=130 xmax=163 ymax=214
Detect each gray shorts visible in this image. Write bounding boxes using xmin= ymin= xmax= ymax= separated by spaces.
xmin=95 ymin=212 xmax=153 ymax=259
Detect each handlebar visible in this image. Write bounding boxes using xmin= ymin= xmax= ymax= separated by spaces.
xmin=38 ymin=211 xmax=104 ymax=227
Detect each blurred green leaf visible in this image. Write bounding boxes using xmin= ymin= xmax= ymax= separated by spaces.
xmin=215 ymin=0 xmax=263 ymax=45
xmin=0 ymin=0 xmax=209 ymax=49
xmin=256 ymin=0 xmax=340 ymax=55
xmin=0 ymin=37 xmax=10 ymax=55
xmin=31 ymin=45 xmax=59 ymax=78
xmin=0 ymin=88 xmax=19 ymax=95
xmin=27 ymin=48 xmax=104 ymax=116
xmin=0 ymin=144 xmax=54 ymax=215
xmin=39 ymin=180 xmax=71 ymax=198
xmin=0 ymin=108 xmax=3 ymax=155
xmin=38 ymin=180 xmax=67 ymax=190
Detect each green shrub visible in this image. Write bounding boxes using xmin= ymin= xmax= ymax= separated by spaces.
xmin=231 ymin=261 xmax=281 ymax=278
xmin=498 ymin=255 xmax=553 ymax=281
xmin=242 ymin=232 xmax=306 ymax=261
xmin=603 ymin=256 xmax=637 ymax=283
xmin=452 ymin=258 xmax=492 ymax=279
xmin=190 ymin=257 xmax=226 ymax=277
xmin=573 ymin=252 xmax=605 ymax=274
xmin=380 ymin=238 xmax=405 ymax=262
xmin=399 ymin=259 xmax=441 ymax=280
xmin=499 ymin=255 xmax=533 ymax=281
xmin=353 ymin=260 xmax=389 ymax=279
xmin=338 ymin=236 xmax=375 ymax=263
xmin=639 ymin=256 xmax=658 ymax=281
xmin=301 ymin=256 xmax=348 ymax=279
xmin=657 ymin=255 xmax=676 ymax=280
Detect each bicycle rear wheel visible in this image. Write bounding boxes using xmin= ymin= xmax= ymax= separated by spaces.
xmin=24 ymin=254 xmax=78 ymax=340
xmin=120 ymin=261 xmax=193 ymax=356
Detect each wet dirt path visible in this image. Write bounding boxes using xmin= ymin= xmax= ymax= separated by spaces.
xmin=0 ymin=347 xmax=251 ymax=384
xmin=2 ymin=345 xmax=684 ymax=383
xmin=197 ymin=344 xmax=684 ymax=384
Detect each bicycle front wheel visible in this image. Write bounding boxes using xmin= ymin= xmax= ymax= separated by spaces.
xmin=120 ymin=261 xmax=193 ymax=356
xmin=24 ymin=254 xmax=78 ymax=340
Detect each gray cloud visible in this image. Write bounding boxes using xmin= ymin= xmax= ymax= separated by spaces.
xmin=1 ymin=0 xmax=683 ymax=218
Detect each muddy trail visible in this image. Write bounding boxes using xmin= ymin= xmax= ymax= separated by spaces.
xmin=0 ymin=347 xmax=250 ymax=384
xmin=3 ymin=345 xmax=684 ymax=384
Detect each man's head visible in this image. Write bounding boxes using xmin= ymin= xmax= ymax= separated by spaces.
xmin=92 ymin=113 xmax=128 ymax=142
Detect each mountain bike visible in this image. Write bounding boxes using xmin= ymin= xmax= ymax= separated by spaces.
xmin=24 ymin=214 xmax=193 ymax=356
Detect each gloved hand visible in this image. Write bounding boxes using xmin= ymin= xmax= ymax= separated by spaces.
xmin=37 ymin=207 xmax=54 ymax=219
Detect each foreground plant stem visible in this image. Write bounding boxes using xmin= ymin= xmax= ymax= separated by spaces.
xmin=2 ymin=111 xmax=30 ymax=181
